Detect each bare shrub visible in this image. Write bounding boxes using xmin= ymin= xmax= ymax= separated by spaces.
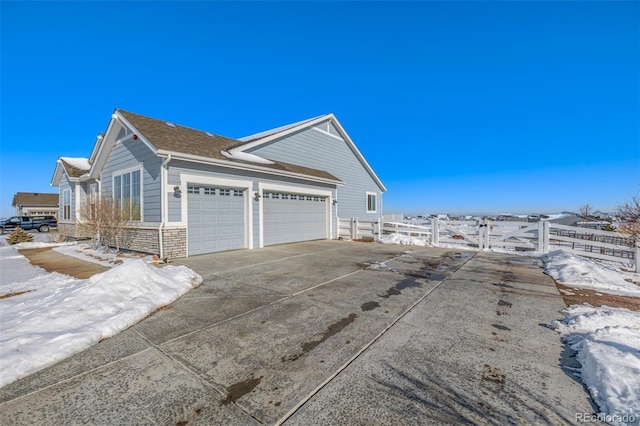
xmin=617 ymin=195 xmax=640 ymax=239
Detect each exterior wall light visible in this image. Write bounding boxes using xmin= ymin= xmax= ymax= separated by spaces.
xmin=254 ymin=192 xmax=261 ymax=201
xmin=173 ymin=185 xmax=182 ymax=195
xmin=332 ymin=199 xmax=338 ymax=205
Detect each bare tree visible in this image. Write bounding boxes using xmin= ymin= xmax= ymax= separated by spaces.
xmin=77 ymin=195 xmax=135 ymax=252
xmin=100 ymin=196 xmax=135 ymax=253
xmin=579 ymin=203 xmax=592 ymax=228
xmin=77 ymin=199 xmax=103 ymax=249
xmin=617 ymin=195 xmax=640 ymax=239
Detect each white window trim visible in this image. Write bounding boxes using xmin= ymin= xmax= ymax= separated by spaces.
xmin=366 ymin=191 xmax=377 ymax=214
xmin=258 ymin=182 xmax=333 ymax=248
xmin=179 ymin=173 xmax=253 ymax=255
xmin=61 ymin=189 xmax=72 ymax=222
xmin=112 ymin=166 xmax=144 ymax=222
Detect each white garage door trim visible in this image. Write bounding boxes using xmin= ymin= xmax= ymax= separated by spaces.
xmin=180 ymin=174 xmax=253 ymax=256
xmin=258 ymin=182 xmax=333 ymax=248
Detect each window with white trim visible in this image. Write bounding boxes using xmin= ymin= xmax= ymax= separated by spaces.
xmin=62 ymin=189 xmax=71 ymax=221
xmin=366 ymin=192 xmax=377 ymax=213
xmin=113 ymin=169 xmax=141 ymax=221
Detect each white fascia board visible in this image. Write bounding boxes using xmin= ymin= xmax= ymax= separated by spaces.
xmin=234 ymin=113 xmax=386 ymax=192
xmin=234 ymin=114 xmax=332 ymax=152
xmin=88 ymin=111 xmax=158 ymax=180
xmin=238 ymin=114 xmax=327 ymax=142
xmin=326 ymin=116 xmax=387 ymax=192
xmin=50 ymin=161 xmax=65 ymax=186
xmin=157 ymin=150 xmax=343 ymax=186
xmin=88 ymin=116 xmax=117 ymax=179
xmin=113 ymin=111 xmax=158 ymax=155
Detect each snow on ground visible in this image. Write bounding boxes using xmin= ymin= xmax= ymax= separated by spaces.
xmin=551 ymin=306 xmax=640 ymax=426
xmin=544 ymin=249 xmax=640 ymax=426
xmin=542 ymin=249 xmax=640 ymax=297
xmin=379 ymin=233 xmax=428 ymax=246
xmin=0 ymin=234 xmax=202 ymax=388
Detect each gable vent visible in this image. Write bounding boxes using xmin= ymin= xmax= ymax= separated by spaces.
xmin=165 ymin=122 xmax=176 ymax=128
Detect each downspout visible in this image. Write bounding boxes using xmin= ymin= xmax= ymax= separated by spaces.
xmin=158 ymin=154 xmax=171 ymax=258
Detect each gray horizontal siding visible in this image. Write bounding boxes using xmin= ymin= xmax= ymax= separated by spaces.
xmin=247 ymin=124 xmax=381 ymax=218
xmin=101 ymin=138 xmax=162 ymax=223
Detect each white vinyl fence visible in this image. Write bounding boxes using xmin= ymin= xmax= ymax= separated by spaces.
xmin=340 ymin=216 xmax=639 ymax=271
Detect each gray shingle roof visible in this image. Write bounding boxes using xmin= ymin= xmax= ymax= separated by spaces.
xmin=118 ymin=110 xmax=340 ymax=183
xmin=59 ymin=159 xmax=89 ymax=178
xmin=12 ymin=192 xmax=59 ymax=207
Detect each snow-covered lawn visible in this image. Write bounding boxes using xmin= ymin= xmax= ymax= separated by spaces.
xmin=544 ymin=250 xmax=640 ymax=426
xmin=0 ymin=233 xmax=202 ymax=388
xmin=381 ymin=234 xmax=640 ymax=424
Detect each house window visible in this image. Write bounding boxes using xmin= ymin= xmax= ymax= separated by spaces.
xmin=113 ymin=169 xmax=141 ymax=220
xmin=62 ymin=189 xmax=71 ymax=220
xmin=366 ymin=192 xmax=377 ymax=213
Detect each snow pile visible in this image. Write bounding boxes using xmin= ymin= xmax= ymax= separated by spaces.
xmin=221 ymin=149 xmax=274 ymax=165
xmin=542 ymin=249 xmax=640 ymax=297
xmin=0 ymin=259 xmax=202 ymax=388
xmin=380 ymin=233 xmax=428 ymax=246
xmin=551 ymin=305 xmax=640 ymax=425
xmin=60 ymin=156 xmax=90 ymax=171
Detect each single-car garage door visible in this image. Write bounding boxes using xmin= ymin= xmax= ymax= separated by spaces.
xmin=263 ymin=191 xmax=327 ymax=246
xmin=187 ymin=185 xmax=246 ymax=255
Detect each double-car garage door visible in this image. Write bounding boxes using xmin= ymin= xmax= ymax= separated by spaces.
xmin=187 ymin=184 xmax=329 ymax=256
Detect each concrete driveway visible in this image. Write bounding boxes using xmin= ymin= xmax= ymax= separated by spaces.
xmin=0 ymin=240 xmax=595 ymax=425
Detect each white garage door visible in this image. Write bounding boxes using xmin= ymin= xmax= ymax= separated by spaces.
xmin=263 ymin=191 xmax=327 ymax=246
xmin=187 ymin=185 xmax=246 ymax=255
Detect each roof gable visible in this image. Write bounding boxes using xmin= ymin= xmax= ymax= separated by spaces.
xmin=234 ymin=114 xmax=386 ymax=191
xmin=51 ymin=157 xmax=91 ymax=186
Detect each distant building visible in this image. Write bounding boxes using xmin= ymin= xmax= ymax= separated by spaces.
xmin=548 ymin=214 xmax=609 ymax=230
xmin=12 ymin=192 xmax=59 ymax=218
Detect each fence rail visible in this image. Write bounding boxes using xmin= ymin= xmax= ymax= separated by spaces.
xmin=340 ymin=216 xmax=639 ymax=271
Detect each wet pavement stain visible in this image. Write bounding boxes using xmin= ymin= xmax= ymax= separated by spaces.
xmin=282 ymin=314 xmax=358 ymax=362
xmin=301 ymin=314 xmax=357 ymax=352
xmin=221 ymin=375 xmax=263 ymax=405
xmin=361 ymin=301 xmax=381 ymax=311
xmin=492 ymin=324 xmax=511 ymax=331
xmin=378 ymin=276 xmax=423 ymax=299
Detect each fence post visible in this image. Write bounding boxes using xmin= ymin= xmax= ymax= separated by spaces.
xmin=538 ymin=220 xmax=544 ymax=253
xmin=374 ymin=219 xmax=380 ymax=241
xmin=635 ymin=247 xmax=640 ymax=273
xmin=431 ymin=218 xmax=439 ymax=246
xmin=543 ymin=221 xmax=550 ymax=254
xmin=352 ymin=217 xmax=358 ymax=240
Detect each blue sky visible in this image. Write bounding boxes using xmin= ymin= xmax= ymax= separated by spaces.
xmin=1 ymin=1 xmax=638 ymax=217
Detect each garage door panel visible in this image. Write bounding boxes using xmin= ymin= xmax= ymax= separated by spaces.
xmin=263 ymin=191 xmax=327 ymax=246
xmin=188 ymin=185 xmax=246 ymax=255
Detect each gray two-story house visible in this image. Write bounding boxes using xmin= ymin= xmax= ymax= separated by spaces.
xmin=51 ymin=109 xmax=385 ymax=258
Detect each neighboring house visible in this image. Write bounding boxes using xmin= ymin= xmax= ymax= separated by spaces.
xmin=51 ymin=109 xmax=385 ymax=258
xmin=548 ymin=214 xmax=609 ymax=230
xmin=12 ymin=192 xmax=59 ymax=218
